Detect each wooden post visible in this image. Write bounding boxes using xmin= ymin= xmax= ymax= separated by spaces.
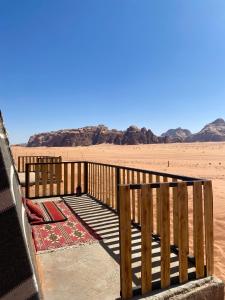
xmin=119 ymin=185 xmax=132 ymax=299
xmin=41 ymin=164 xmax=47 ymax=197
xmin=137 ymin=172 xmax=141 ymax=223
xmin=71 ymin=162 xmax=75 ymax=194
xmin=83 ymin=162 xmax=88 ymax=194
xmin=78 ymin=162 xmax=81 ymax=192
xmin=173 ymin=178 xmax=178 ymax=247
xmin=141 ymin=185 xmax=152 ymax=294
xmin=131 ymin=171 xmax=135 ymax=221
xmin=35 ymin=164 xmax=40 ymax=198
xmin=49 ymin=163 xmax=54 ymax=195
xmin=204 ymin=181 xmax=214 ymax=276
xmin=177 ymin=182 xmax=188 ymax=283
xmin=156 ymin=175 xmax=161 ymax=236
xmin=160 ymin=184 xmax=170 ymax=289
xmin=116 ymin=167 xmax=120 ymax=212
xmin=193 ymin=181 xmax=204 ymax=278
xmin=25 ymin=164 xmax=30 ymax=198
xmin=64 ymin=163 xmax=68 ymax=195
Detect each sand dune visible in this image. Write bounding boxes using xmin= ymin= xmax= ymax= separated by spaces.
xmin=12 ymin=142 xmax=225 ymax=283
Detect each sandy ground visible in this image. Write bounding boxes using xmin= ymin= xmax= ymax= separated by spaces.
xmin=12 ymin=142 xmax=225 ymax=283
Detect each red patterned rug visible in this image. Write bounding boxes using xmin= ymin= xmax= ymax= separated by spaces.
xmin=32 ymin=201 xmax=101 ymax=252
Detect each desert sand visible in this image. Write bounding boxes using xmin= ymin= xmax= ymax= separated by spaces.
xmin=12 ymin=142 xmax=225 ymax=283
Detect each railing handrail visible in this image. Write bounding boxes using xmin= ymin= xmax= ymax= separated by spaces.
xmin=25 ymin=160 xmax=204 ymax=182
xmin=119 ymin=179 xmax=210 ymax=189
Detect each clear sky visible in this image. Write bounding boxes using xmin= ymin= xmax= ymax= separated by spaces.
xmin=0 ymin=0 xmax=225 ymax=144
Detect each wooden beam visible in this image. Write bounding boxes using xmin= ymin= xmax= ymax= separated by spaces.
xmin=119 ymin=185 xmax=132 ymax=299
xmin=204 ymin=181 xmax=214 ymax=276
xmin=141 ymin=185 xmax=152 ymax=294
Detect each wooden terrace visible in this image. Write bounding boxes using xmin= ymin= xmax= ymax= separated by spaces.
xmin=20 ymin=157 xmax=214 ymax=299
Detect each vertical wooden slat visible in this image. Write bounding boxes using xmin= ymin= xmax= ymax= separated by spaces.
xmin=42 ymin=164 xmax=48 ymax=196
xmin=71 ymin=163 xmax=75 ymax=194
xmin=56 ymin=163 xmax=61 ymax=195
xmin=91 ymin=163 xmax=94 ymax=196
xmin=119 ymin=185 xmax=132 ymax=299
xmin=35 ymin=164 xmax=40 ymax=198
xmin=78 ymin=162 xmax=81 ymax=191
xmin=111 ymin=167 xmax=114 ymax=207
xmin=141 ymin=185 xmax=152 ymax=294
xmin=177 ymin=182 xmax=188 ymax=283
xmin=22 ymin=156 xmax=25 ymax=172
xmin=84 ymin=162 xmax=88 ymax=194
xmin=132 ymin=171 xmax=135 ymax=221
xmin=25 ymin=164 xmax=30 ymax=198
xmin=173 ymin=178 xmax=178 ymax=247
xmin=156 ymin=175 xmax=161 ymax=235
xmin=143 ymin=172 xmax=146 ymax=184
xmin=193 ymin=181 xmax=204 ymax=278
xmin=137 ymin=172 xmax=141 ymax=223
xmin=160 ymin=184 xmax=170 ymax=289
xmin=204 ymin=181 xmax=214 ymax=276
xmin=64 ymin=163 xmax=68 ymax=194
xmin=49 ymin=163 xmax=54 ymax=195
xmin=122 ymin=168 xmax=126 ymax=184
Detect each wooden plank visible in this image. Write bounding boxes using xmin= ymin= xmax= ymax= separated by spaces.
xmin=122 ymin=168 xmax=126 ymax=184
xmin=163 ymin=177 xmax=168 ymax=182
xmin=148 ymin=173 xmax=152 ymax=183
xmin=143 ymin=172 xmax=146 ymax=184
xmin=22 ymin=156 xmax=24 ymax=172
xmin=71 ymin=163 xmax=75 ymax=194
xmin=137 ymin=172 xmax=141 ymax=223
xmin=156 ymin=175 xmax=161 ymax=235
xmin=109 ymin=166 xmax=112 ymax=206
xmin=131 ymin=171 xmax=135 ymax=221
xmin=84 ymin=162 xmax=88 ymax=194
xmin=160 ymin=184 xmax=170 ymax=289
xmin=119 ymin=185 xmax=132 ymax=299
xmin=193 ymin=181 xmax=204 ymax=278
xmin=64 ymin=163 xmax=68 ymax=194
xmin=78 ymin=162 xmax=81 ymax=191
xmin=141 ymin=185 xmax=152 ymax=294
xmin=42 ymin=164 xmax=48 ymax=197
xmin=35 ymin=164 xmax=40 ymax=198
xmin=177 ymin=182 xmax=188 ymax=283
xmin=49 ymin=163 xmax=54 ymax=195
xmin=106 ymin=166 xmax=110 ymax=206
xmin=204 ymin=181 xmax=214 ymax=276
xmin=56 ymin=163 xmax=61 ymax=195
xmin=172 ymin=178 xmax=179 ymax=247
xmin=25 ymin=164 xmax=30 ymax=198
xmin=110 ymin=167 xmax=113 ymax=207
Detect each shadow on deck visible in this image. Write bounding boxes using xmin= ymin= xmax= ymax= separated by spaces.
xmin=63 ymin=194 xmax=196 ymax=294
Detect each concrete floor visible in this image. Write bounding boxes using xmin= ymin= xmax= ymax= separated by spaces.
xmin=36 ymin=195 xmax=196 ymax=300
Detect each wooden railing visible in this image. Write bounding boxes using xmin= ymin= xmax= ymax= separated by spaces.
xmin=24 ymin=160 xmax=214 ymax=299
xmin=25 ymin=161 xmax=86 ymax=198
xmin=118 ymin=180 xmax=214 ymax=299
xmin=18 ymin=155 xmax=62 ymax=172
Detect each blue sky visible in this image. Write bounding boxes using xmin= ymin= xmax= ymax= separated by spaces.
xmin=0 ymin=0 xmax=225 ymax=143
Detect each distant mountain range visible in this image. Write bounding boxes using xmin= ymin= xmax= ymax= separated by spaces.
xmin=26 ymin=118 xmax=225 ymax=147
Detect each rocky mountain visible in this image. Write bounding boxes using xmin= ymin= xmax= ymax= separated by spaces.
xmin=27 ymin=125 xmax=167 ymax=147
xmin=186 ymin=118 xmax=225 ymax=142
xmin=26 ymin=118 xmax=225 ymax=147
xmin=161 ymin=127 xmax=192 ymax=142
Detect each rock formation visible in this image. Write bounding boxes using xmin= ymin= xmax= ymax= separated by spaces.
xmin=186 ymin=118 xmax=225 ymax=142
xmin=27 ymin=125 xmax=167 ymax=147
xmin=161 ymin=127 xmax=192 ymax=142
xmin=27 ymin=118 xmax=225 ymax=147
